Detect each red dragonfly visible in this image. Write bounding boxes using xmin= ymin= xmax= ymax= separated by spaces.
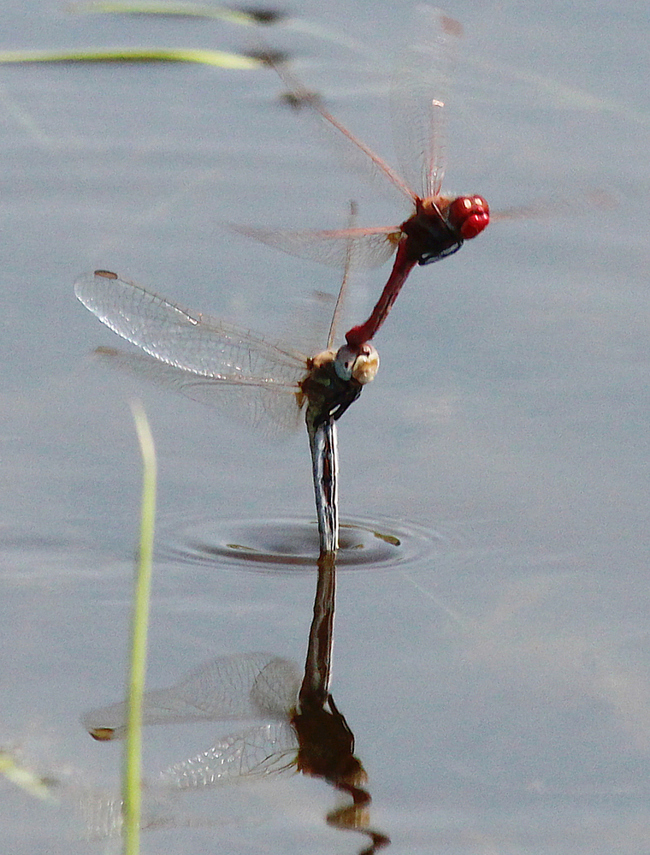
xmin=235 ymin=7 xmax=489 ymax=346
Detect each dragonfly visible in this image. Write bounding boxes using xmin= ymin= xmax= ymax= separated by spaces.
xmin=74 ymin=268 xmax=378 ymax=556
xmin=234 ymin=7 xmax=489 ymax=346
xmin=83 ymin=553 xmax=390 ymax=853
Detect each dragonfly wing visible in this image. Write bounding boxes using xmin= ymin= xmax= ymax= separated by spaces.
xmin=230 ymin=224 xmax=400 ymax=269
xmin=79 ymin=786 xmax=181 ymax=839
xmin=390 ymin=7 xmax=462 ymax=198
xmin=159 ymin=722 xmax=298 ymax=788
xmin=272 ymin=61 xmax=416 ymax=207
xmin=92 ymin=347 xmax=304 ymax=435
xmin=82 ymin=654 xmax=302 ymax=739
xmin=74 ymin=271 xmax=308 ymax=384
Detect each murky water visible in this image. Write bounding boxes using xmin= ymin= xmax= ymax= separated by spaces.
xmin=1 ymin=0 xmax=649 ymax=852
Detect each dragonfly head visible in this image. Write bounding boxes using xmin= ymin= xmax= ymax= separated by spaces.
xmin=334 ymin=342 xmax=379 ymax=385
xmin=447 ymin=195 xmax=490 ymax=239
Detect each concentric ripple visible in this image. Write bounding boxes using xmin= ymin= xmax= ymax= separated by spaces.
xmin=158 ymin=515 xmax=443 ymax=574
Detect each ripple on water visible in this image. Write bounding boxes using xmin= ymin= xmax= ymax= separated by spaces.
xmin=157 ymin=515 xmax=443 ymax=575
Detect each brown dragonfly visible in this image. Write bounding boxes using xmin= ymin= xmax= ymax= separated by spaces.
xmin=74 ymin=265 xmax=378 ymax=556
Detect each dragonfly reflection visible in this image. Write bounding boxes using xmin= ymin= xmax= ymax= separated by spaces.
xmin=74 ymin=261 xmax=378 ymax=555
xmin=83 ymin=553 xmax=390 ymax=853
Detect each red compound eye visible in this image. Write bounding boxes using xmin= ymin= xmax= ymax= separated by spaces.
xmin=448 ymin=195 xmax=490 ymax=239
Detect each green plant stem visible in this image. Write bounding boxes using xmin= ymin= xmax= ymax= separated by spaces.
xmin=123 ymin=400 xmax=157 ymax=855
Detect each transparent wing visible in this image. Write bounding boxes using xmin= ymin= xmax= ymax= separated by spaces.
xmin=82 ymin=654 xmax=302 ymax=739
xmin=159 ymin=722 xmax=298 ymax=788
xmin=74 ymin=271 xmax=309 ymax=384
xmin=230 ymin=224 xmax=402 ymax=269
xmin=489 ymin=190 xmax=614 ymax=222
xmin=92 ymin=346 xmax=304 ymax=435
xmin=327 ymin=200 xmax=358 ymax=348
xmin=272 ymin=61 xmax=417 ymax=207
xmin=77 ymin=785 xmax=180 ymax=838
xmin=390 ymin=7 xmax=462 ymax=198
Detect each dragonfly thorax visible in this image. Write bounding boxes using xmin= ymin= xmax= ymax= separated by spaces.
xmin=403 ymin=199 xmax=464 ymax=265
xmin=302 ymin=346 xmax=374 ymax=428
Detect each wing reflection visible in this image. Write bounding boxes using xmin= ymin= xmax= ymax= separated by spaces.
xmin=83 ymin=553 xmax=389 ymax=852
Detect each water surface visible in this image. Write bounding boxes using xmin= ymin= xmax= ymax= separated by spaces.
xmin=1 ymin=0 xmax=649 ymax=852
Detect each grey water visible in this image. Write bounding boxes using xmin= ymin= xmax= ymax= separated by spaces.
xmin=1 ymin=0 xmax=649 ymax=852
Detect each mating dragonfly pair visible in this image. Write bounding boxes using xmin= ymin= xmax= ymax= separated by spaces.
xmin=75 ymin=7 xmax=489 ymax=556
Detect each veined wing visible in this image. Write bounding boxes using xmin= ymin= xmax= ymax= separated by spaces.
xmin=159 ymin=721 xmax=298 ymax=788
xmin=272 ymin=60 xmax=417 ymax=207
xmin=230 ymin=224 xmax=401 ymax=269
xmin=78 ymin=724 xmax=297 ymax=837
xmin=83 ymin=654 xmax=302 ymax=740
xmin=390 ymin=6 xmax=462 ymax=199
xmin=91 ymin=347 xmax=305 ymax=434
xmin=74 ymin=270 xmax=308 ymax=386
